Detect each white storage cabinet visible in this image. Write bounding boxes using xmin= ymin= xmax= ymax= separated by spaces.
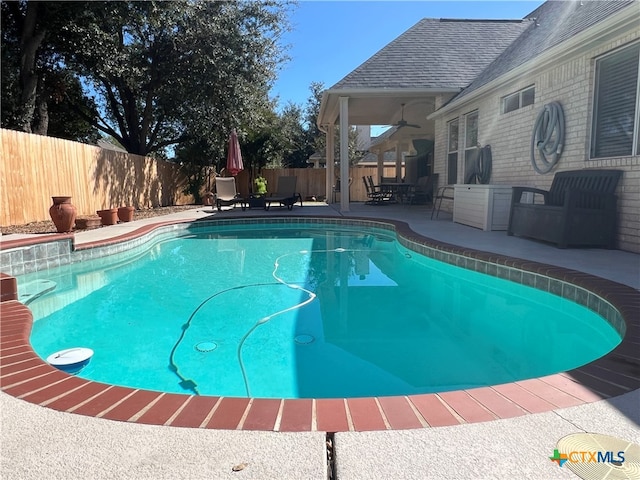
xmin=453 ymin=184 xmax=513 ymax=231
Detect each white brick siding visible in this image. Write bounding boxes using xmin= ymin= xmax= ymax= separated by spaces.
xmin=434 ymin=31 xmax=640 ymax=253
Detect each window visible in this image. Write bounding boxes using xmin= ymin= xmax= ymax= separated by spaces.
xmin=464 ymin=111 xmax=478 ymax=182
xmin=591 ymin=42 xmax=640 ymax=158
xmin=447 ymin=119 xmax=459 ymax=184
xmin=501 ymin=86 xmax=535 ymax=113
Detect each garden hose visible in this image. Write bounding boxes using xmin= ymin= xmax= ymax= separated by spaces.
xmin=464 ymin=145 xmax=492 ymax=184
xmin=531 ymin=101 xmax=565 ymax=174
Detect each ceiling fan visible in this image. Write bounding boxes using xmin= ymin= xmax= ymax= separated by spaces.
xmin=393 ymin=103 xmax=421 ymax=129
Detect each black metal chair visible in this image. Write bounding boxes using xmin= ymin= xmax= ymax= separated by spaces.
xmin=362 ymin=177 xmax=393 ymax=205
xmin=406 ymin=174 xmax=438 ymax=205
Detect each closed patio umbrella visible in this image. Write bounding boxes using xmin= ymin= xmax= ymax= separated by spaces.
xmin=226 ymin=130 xmax=244 ymax=176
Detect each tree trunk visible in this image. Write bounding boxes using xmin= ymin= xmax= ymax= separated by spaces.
xmin=33 ymin=85 xmax=49 ymax=135
xmin=18 ymin=2 xmax=46 ymax=133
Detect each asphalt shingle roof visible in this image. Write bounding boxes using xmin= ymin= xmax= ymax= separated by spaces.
xmin=456 ymin=0 xmax=636 ymax=100
xmin=331 ymin=18 xmax=530 ymax=91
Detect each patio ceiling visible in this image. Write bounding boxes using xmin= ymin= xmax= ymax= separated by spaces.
xmin=317 ymin=88 xmax=456 ymax=129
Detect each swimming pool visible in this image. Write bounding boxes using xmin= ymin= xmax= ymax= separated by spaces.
xmin=25 ymin=221 xmax=621 ymax=399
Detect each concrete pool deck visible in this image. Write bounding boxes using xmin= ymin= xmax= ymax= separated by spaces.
xmin=1 ymin=202 xmax=639 ymax=479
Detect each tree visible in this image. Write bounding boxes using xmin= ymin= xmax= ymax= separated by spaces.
xmin=277 ymin=102 xmax=314 ymax=167
xmin=54 ymin=1 xmax=292 ymax=157
xmin=242 ymin=107 xmax=285 ymax=171
xmin=304 ymin=81 xmax=363 ymax=167
xmin=1 ymin=1 xmax=99 ymax=140
xmin=173 ymin=138 xmax=218 ymax=203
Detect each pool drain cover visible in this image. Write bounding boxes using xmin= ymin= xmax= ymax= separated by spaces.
xmin=294 ymin=334 xmax=314 ymax=345
xmin=556 ymin=433 xmax=640 ymax=480
xmin=195 ymin=341 xmax=218 ymax=352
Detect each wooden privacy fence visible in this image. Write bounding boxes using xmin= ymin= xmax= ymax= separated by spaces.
xmin=1 ymin=129 xmax=191 ymax=226
xmin=1 ymin=128 xmax=403 ymax=226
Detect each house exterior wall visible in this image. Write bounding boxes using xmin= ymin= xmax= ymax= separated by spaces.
xmin=433 ymin=29 xmax=640 ymax=253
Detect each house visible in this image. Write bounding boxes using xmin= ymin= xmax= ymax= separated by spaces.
xmin=317 ymin=0 xmax=639 ymax=253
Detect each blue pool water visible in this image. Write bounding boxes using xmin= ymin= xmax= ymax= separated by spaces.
xmin=27 ymin=224 xmax=621 ymax=399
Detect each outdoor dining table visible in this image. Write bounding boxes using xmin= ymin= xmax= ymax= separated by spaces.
xmin=379 ymin=182 xmax=415 ymax=203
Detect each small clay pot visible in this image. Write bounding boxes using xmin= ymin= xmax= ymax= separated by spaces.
xmin=75 ymin=217 xmax=102 ymax=230
xmin=202 ymin=192 xmax=215 ymax=206
xmin=117 ymin=206 xmax=135 ymax=222
xmin=96 ymin=208 xmax=118 ymax=226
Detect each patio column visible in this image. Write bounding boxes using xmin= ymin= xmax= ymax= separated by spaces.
xmin=376 ymin=151 xmax=384 ymax=183
xmin=326 ymin=122 xmax=334 ymax=203
xmin=339 ymin=96 xmax=350 ymax=212
xmin=395 ymin=143 xmax=403 ymax=181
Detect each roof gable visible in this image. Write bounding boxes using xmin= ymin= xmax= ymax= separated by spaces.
xmin=331 ymin=18 xmax=530 ymax=91
xmin=456 ymin=0 xmax=636 ymax=100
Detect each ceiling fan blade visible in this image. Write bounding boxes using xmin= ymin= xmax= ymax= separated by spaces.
xmin=392 ymin=104 xmax=421 ymax=129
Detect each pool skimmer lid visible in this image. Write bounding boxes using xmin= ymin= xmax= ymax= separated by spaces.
xmin=556 ymin=433 xmax=640 ymax=480
xmin=195 ymin=341 xmax=218 ymax=353
xmin=47 ymin=347 xmax=93 ymax=374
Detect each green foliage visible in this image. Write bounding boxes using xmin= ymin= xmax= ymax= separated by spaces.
xmin=304 ymin=81 xmax=363 ymax=166
xmin=1 ymin=0 xmax=364 ymax=181
xmin=173 ymin=138 xmax=218 ymax=203
xmin=53 ymin=1 xmax=293 ymax=156
xmin=1 ymin=1 xmax=99 ymax=140
xmin=241 ymin=105 xmax=284 ymax=172
xmin=277 ymin=102 xmax=314 ymax=167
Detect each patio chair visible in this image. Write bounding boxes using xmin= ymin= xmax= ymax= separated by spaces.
xmin=215 ymin=177 xmax=245 ymax=211
xmin=265 ymin=176 xmax=303 ymax=211
xmin=367 ymin=176 xmax=396 ymax=202
xmin=406 ymin=174 xmax=438 ymax=205
xmin=362 ymin=176 xmax=392 ymax=205
xmin=431 ymin=176 xmax=454 ymax=219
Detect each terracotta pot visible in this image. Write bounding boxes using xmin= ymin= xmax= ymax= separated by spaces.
xmin=117 ymin=206 xmax=135 ymax=222
xmin=75 ymin=217 xmax=102 ymax=230
xmin=96 ymin=208 xmax=118 ymax=226
xmin=49 ymin=196 xmax=77 ymax=233
xmin=202 ymin=192 xmax=215 ymax=206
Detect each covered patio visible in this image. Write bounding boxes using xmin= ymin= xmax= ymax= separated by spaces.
xmin=316 ymin=18 xmax=530 ymax=212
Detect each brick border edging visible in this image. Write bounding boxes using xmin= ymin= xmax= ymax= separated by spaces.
xmin=1 ymin=215 xmax=638 ymax=432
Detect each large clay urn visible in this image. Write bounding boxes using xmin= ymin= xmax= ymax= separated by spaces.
xmin=49 ymin=196 xmax=77 ymax=233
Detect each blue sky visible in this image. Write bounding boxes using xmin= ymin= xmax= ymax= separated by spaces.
xmin=270 ymin=0 xmax=545 ymax=112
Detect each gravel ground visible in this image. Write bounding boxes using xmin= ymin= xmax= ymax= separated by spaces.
xmin=1 ymin=205 xmax=200 ymax=236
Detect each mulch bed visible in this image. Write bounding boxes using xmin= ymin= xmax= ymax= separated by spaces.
xmin=1 ymin=205 xmax=199 ymax=236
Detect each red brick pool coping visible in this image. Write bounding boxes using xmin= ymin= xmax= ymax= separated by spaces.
xmin=1 ymin=216 xmax=638 ymax=432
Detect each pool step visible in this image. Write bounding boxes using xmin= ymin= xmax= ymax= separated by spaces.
xmin=19 ymin=279 xmax=57 ymax=305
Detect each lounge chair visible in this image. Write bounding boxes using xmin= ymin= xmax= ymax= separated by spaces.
xmin=265 ymin=176 xmax=303 ymax=211
xmin=215 ymin=177 xmax=245 ymax=211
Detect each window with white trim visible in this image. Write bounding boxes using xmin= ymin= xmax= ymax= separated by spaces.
xmin=447 ymin=119 xmax=459 ymax=184
xmin=464 ymin=111 xmax=478 ymax=183
xmin=591 ymin=42 xmax=640 ymax=159
xmin=501 ymin=86 xmax=535 ymax=113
